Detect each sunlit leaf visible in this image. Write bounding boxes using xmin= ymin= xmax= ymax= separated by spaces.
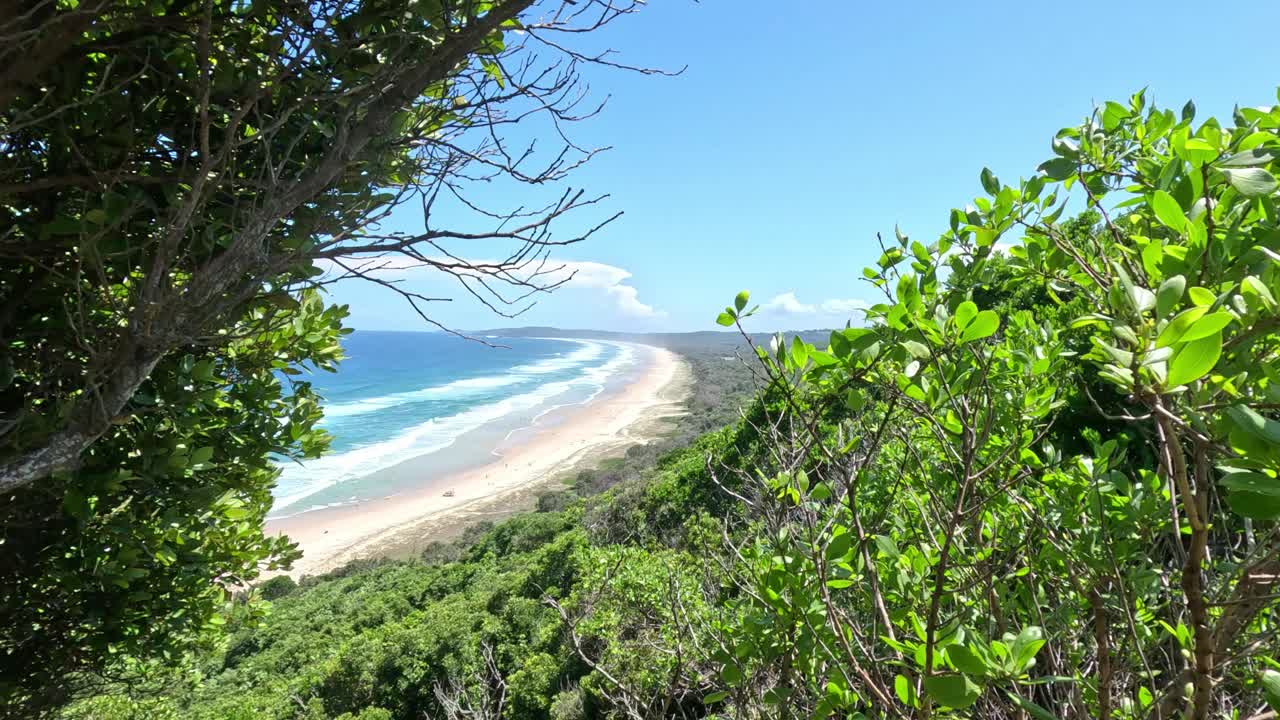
xmin=1224 ymin=167 xmax=1279 ymax=198
xmin=1151 ymin=191 xmax=1186 ymax=231
xmin=960 ymin=311 xmax=999 ymax=344
xmin=1156 ymin=306 xmax=1208 ymax=347
xmin=1165 ymin=332 xmax=1222 ymax=387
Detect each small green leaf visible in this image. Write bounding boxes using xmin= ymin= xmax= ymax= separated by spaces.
xmin=1038 ymin=157 xmax=1076 ymax=180
xmin=1102 ymin=101 xmax=1130 ymax=130
xmin=1226 ymin=491 xmax=1280 ymax=519
xmin=1128 ymin=285 xmax=1156 ymax=314
xmin=1220 ymin=471 xmax=1280 ymax=497
xmin=960 ymin=311 xmax=1000 ymax=343
xmin=901 ymin=382 xmax=926 ymax=402
xmin=947 ymin=645 xmax=988 ymax=677
xmin=1156 ymin=306 xmax=1208 ymax=347
xmin=1011 ymin=626 xmax=1046 ymax=672
xmin=1071 ymin=314 xmax=1112 ymax=330
xmin=1188 ymin=287 xmax=1216 ymax=306
xmin=1156 ymin=275 xmax=1186 ymax=317
xmin=1138 ymin=685 xmax=1155 ymax=708
xmin=481 ymin=59 xmax=504 ymax=87
xmin=703 ymin=691 xmax=729 ymax=704
xmin=894 ymin=674 xmax=918 ymax=707
xmin=954 ymin=301 xmax=978 ymax=331
xmin=192 ymin=359 xmax=217 ymax=382
xmin=911 ymin=240 xmax=931 ymax=263
xmin=1242 ymin=276 xmax=1278 ymax=312
xmin=1151 ymin=191 xmax=1186 ymax=231
xmin=1226 ymin=405 xmax=1280 ymax=444
xmin=826 ymin=532 xmax=852 ymax=561
xmin=1224 ymin=168 xmax=1279 ymax=198
xmin=1009 ymin=692 xmax=1061 ymax=720
xmin=1179 ymin=312 xmax=1233 ymax=342
xmin=1219 ymin=147 xmax=1278 ymax=168
xmin=790 ymin=336 xmax=809 ymax=366
xmin=716 ymin=312 xmax=735 ymax=327
xmin=845 ymin=388 xmax=866 ymax=411
xmin=1093 ymin=338 xmax=1133 ymax=366
xmin=1052 ymin=136 xmax=1080 ymax=158
xmin=190 ymin=446 xmax=215 ymax=468
xmin=874 ymin=535 xmax=901 ymax=559
xmin=902 ymin=340 xmax=930 ymax=359
xmin=1114 ymin=324 xmax=1140 ymax=348
xmin=923 ymin=674 xmax=981 ymax=709
xmin=830 ymin=331 xmax=851 ymax=359
xmin=1165 ymin=332 xmax=1222 ymax=387
xmin=734 ymin=291 xmax=750 ymax=312
xmin=1262 ymin=669 xmax=1280 ymax=711
xmin=980 ymin=167 xmax=1000 ymax=195
xmin=1182 ymin=137 xmax=1218 ymax=165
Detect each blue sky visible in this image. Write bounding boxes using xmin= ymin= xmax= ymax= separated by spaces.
xmin=330 ymin=0 xmax=1280 ymax=333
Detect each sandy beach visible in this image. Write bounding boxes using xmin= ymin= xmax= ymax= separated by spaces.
xmin=265 ymin=343 xmax=688 ymax=578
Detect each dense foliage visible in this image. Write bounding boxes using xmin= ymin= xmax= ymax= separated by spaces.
xmin=0 ymin=291 xmax=343 ymax=711
xmin=41 ymin=94 xmax=1280 ymax=719
xmin=700 ymin=91 xmax=1280 ymax=718
xmin=0 ymin=0 xmax=643 ymax=713
xmin=59 ymin=383 xmax=767 ymax=719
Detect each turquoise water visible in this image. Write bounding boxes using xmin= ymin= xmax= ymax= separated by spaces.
xmin=270 ymin=331 xmax=636 ymax=517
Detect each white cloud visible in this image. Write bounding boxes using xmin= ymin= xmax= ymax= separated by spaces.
xmin=762 ymin=292 xmax=816 ymax=314
xmin=323 ymin=255 xmax=662 ymax=318
xmin=819 ymin=298 xmax=871 ymax=314
xmin=763 ymin=292 xmax=869 ymax=318
xmin=547 ymin=260 xmax=663 ymax=318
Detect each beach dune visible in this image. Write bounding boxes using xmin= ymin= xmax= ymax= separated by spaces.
xmin=265 ymin=343 xmax=687 ymax=577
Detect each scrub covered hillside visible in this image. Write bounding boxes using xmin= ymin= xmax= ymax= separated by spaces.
xmin=63 ymin=93 xmax=1280 ymax=720
xmin=0 ymin=1 xmax=652 ymax=714
xmin=63 ymin=342 xmax=777 ymax=720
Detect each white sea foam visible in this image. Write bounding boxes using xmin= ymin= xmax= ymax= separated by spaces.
xmin=322 ymin=340 xmax=603 ymax=419
xmin=511 ymin=343 xmax=639 ymax=436
xmin=270 ymin=341 xmax=637 ymax=514
xmin=323 ymin=374 xmax=519 ymax=418
xmin=509 ymin=340 xmax=604 ymax=374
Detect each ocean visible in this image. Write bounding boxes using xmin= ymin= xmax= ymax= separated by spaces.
xmin=269 ymin=331 xmax=638 ymax=518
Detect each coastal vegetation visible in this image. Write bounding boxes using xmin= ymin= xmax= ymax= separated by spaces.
xmin=0 ymin=0 xmax=642 ymax=711
xmin=34 ymin=93 xmax=1280 ymax=720
xmin=2 ymin=3 xmax=1280 ymax=719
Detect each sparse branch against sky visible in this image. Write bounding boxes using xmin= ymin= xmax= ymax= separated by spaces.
xmin=332 ymin=0 xmax=1280 ymax=333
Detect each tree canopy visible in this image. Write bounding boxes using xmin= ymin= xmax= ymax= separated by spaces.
xmin=0 ymin=0 xmax=644 ymax=713
xmin=6 ymin=3 xmax=1280 ymax=716
xmin=703 ymin=90 xmax=1280 ymax=719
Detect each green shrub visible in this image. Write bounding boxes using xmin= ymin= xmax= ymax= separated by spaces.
xmin=549 ymin=687 xmax=586 ymax=720
xmin=257 ymin=575 xmax=298 ymax=601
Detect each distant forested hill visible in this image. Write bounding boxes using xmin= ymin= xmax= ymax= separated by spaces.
xmin=476 ymin=326 xmax=834 ymax=353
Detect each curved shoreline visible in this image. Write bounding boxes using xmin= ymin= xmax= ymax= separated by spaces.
xmin=265 ymin=343 xmax=688 ymax=578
